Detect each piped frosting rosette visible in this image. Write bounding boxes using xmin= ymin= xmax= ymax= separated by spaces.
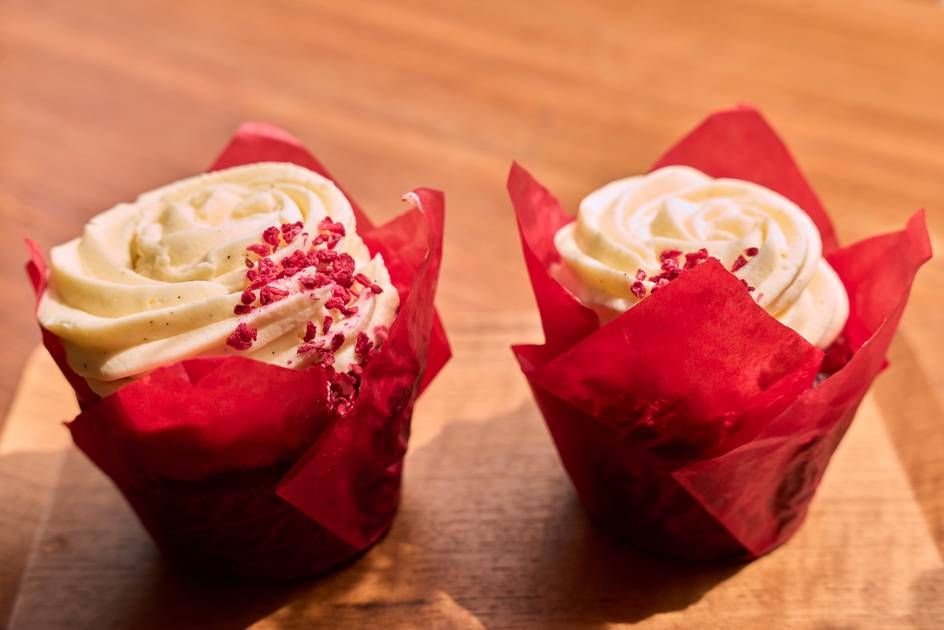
xmin=553 ymin=166 xmax=848 ymax=349
xmin=39 ymin=162 xmax=398 ymax=396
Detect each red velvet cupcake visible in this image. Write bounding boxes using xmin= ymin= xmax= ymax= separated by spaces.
xmin=509 ymin=107 xmax=930 ymax=561
xmin=28 ymin=123 xmax=450 ymax=580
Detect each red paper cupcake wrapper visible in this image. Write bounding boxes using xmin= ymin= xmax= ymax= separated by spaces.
xmin=510 ymin=106 xmax=931 ymax=560
xmin=27 ymin=123 xmax=450 ymax=579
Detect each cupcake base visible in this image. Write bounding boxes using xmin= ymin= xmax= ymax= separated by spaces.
xmin=119 ymin=461 xmax=391 ymax=581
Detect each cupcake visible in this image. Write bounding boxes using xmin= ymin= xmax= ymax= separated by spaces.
xmin=27 ymin=123 xmax=450 ymax=580
xmin=509 ymin=107 xmax=930 ymax=561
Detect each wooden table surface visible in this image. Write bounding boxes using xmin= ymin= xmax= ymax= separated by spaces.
xmin=2 ymin=1 xmax=943 ymax=628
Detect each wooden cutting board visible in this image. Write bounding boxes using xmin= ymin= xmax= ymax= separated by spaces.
xmin=1 ymin=315 xmax=941 ymax=629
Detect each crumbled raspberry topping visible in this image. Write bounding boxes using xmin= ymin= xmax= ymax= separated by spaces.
xmin=299 ymin=273 xmax=332 ymax=289
xmin=632 ymin=248 xmax=717 ymax=298
xmin=246 ymin=243 xmax=271 ymax=257
xmin=731 ymin=255 xmax=748 ymax=272
xmin=296 ymin=341 xmax=321 ymax=355
xmin=318 ymin=217 xmax=346 ymax=236
xmin=745 ymin=246 xmax=759 ymax=257
xmin=259 ymin=285 xmax=289 ymax=305
xmin=226 ymin=323 xmax=257 ymax=350
xmin=683 ymin=248 xmax=709 ymax=270
xmin=355 ymin=331 xmax=374 ymax=358
xmin=280 ymin=250 xmax=309 ymax=277
xmin=262 ymin=226 xmax=282 ymax=247
xmin=231 ymin=219 xmax=388 ymax=416
xmin=281 ymin=221 xmax=304 ymax=244
xmin=355 ymin=273 xmax=384 ymax=294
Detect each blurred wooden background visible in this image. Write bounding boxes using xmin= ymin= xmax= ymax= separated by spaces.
xmin=1 ymin=0 xmax=942 ymax=628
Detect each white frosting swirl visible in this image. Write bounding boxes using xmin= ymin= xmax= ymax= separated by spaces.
xmin=39 ymin=163 xmax=398 ymax=395
xmin=553 ymin=166 xmax=848 ymax=348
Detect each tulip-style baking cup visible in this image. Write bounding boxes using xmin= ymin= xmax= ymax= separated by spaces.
xmin=509 ymin=106 xmax=931 ymax=561
xmin=27 ymin=123 xmax=450 ymax=580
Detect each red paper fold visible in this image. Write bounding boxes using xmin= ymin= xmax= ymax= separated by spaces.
xmin=510 ymin=106 xmax=931 ymax=560
xmin=28 ymin=124 xmax=450 ymax=579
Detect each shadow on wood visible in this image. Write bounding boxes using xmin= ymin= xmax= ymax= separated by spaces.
xmin=2 ymin=403 xmax=740 ymax=628
xmin=871 ymin=333 xmax=944 ymax=557
xmin=265 ymin=402 xmax=739 ymax=627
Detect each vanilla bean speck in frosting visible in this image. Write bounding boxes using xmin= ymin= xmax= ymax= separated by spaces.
xmin=553 ymin=166 xmax=849 ymax=349
xmin=38 ymin=163 xmax=399 ymax=396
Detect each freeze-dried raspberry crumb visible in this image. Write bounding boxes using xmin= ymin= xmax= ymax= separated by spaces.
xmin=355 ymin=331 xmax=373 ymax=357
xmin=315 ymin=249 xmax=338 ymax=264
xmin=630 ymin=281 xmax=646 ymax=299
xmin=326 ymin=297 xmax=357 ymax=317
xmin=739 ymin=279 xmax=756 ymax=292
xmin=233 ymin=304 xmax=252 ymax=315
xmin=262 ymin=226 xmax=281 ymax=247
xmin=256 ymin=257 xmax=277 ymax=276
xmin=334 ymin=253 xmax=356 ymax=276
xmin=246 ymin=243 xmax=271 ymax=257
xmin=281 ymin=221 xmax=304 ymax=244
xmin=318 ymin=217 xmax=346 ymax=236
xmin=240 ymin=289 xmax=256 ymax=305
xmin=279 ymin=250 xmax=309 ymax=277
xmin=650 ymin=277 xmax=670 ymax=293
xmin=299 ymin=273 xmax=332 ymax=290
xmin=226 ymin=323 xmax=257 ymax=351
xmin=260 ymin=285 xmax=289 ymax=305
xmin=683 ymin=248 xmax=709 ymax=270
xmin=247 ymin=257 xmax=279 ymax=289
xmin=634 ymin=269 xmax=647 ymax=282
xmin=322 ymin=315 xmax=333 ymax=334
xmin=731 ymin=255 xmax=748 ymax=272
xmin=660 ymin=257 xmax=680 ymax=277
xmin=304 ymin=320 xmax=317 ymax=342
xmin=354 ymin=273 xmax=384 ymax=294
xmin=745 ymin=247 xmax=759 ymax=257
xmin=330 ymin=333 xmax=345 ymax=351
xmin=660 ymin=249 xmax=682 ymax=263
xmin=312 ymin=232 xmax=341 ymax=249
xmin=333 ymin=270 xmax=354 ymax=289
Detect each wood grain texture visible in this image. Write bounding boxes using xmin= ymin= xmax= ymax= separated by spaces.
xmin=1 ymin=0 xmax=943 ymax=627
